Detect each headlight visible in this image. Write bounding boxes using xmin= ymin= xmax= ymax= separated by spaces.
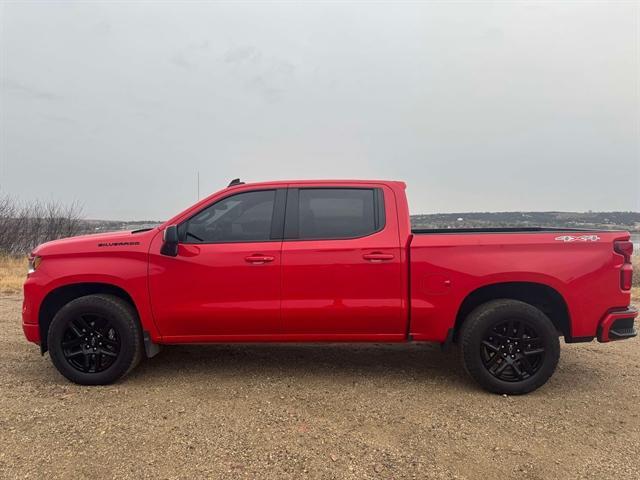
xmin=28 ymin=255 xmax=42 ymax=274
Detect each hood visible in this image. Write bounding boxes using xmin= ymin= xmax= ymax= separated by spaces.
xmin=33 ymin=228 xmax=158 ymax=256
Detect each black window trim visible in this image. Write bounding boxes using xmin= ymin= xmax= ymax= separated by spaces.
xmin=178 ymin=188 xmax=287 ymax=244
xmin=283 ymin=186 xmax=386 ymax=241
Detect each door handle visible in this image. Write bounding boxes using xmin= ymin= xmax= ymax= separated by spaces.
xmin=363 ymin=253 xmax=395 ymax=261
xmin=245 ymin=254 xmax=275 ymax=264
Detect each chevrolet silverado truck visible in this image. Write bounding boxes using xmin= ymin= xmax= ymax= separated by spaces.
xmin=22 ymin=179 xmax=637 ymax=394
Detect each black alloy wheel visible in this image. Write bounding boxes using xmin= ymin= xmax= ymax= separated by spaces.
xmin=61 ymin=314 xmax=121 ymax=373
xmin=48 ymin=294 xmax=142 ymax=385
xmin=480 ymin=318 xmax=545 ymax=382
xmin=460 ymin=299 xmax=560 ymax=395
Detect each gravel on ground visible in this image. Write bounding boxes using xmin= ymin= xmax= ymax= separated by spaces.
xmin=1 ymin=294 xmax=639 ymax=479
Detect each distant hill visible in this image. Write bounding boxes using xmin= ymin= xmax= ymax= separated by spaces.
xmin=81 ymin=211 xmax=640 ymax=234
xmin=81 ymin=219 xmax=162 ymax=233
xmin=410 ymin=211 xmax=640 ymax=231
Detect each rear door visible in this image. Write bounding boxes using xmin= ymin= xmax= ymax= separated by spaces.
xmin=281 ymin=184 xmax=405 ymax=337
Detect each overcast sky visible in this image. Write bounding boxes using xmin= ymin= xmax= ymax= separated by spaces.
xmin=1 ymin=1 xmax=639 ymax=220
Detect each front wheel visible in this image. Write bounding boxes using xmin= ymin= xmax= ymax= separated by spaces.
xmin=48 ymin=294 xmax=142 ymax=385
xmin=460 ymin=299 xmax=560 ymax=395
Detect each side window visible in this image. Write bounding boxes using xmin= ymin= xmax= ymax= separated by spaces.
xmin=181 ymin=190 xmax=276 ymax=243
xmin=297 ymin=188 xmax=383 ymax=239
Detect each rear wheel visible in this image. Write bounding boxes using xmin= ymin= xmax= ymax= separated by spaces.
xmin=48 ymin=294 xmax=142 ymax=385
xmin=460 ymin=299 xmax=560 ymax=394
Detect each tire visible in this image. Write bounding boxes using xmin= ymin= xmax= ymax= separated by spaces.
xmin=460 ymin=299 xmax=560 ymax=395
xmin=48 ymin=294 xmax=142 ymax=385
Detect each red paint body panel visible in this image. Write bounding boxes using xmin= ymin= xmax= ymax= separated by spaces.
xmin=409 ymin=231 xmax=632 ymax=342
xmin=21 ymin=179 xmax=634 ymax=348
xmin=148 ymin=238 xmax=283 ymax=338
xmin=281 ymin=182 xmax=406 ymax=336
xmin=23 ymin=229 xmax=161 ymax=342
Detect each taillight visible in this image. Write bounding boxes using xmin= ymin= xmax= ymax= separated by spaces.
xmin=614 ymin=240 xmax=633 ymax=290
xmin=621 ymin=266 xmax=633 ymax=291
xmin=614 ymin=240 xmax=633 ymax=263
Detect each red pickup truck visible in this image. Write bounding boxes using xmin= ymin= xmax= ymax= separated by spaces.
xmin=22 ymin=179 xmax=636 ymax=394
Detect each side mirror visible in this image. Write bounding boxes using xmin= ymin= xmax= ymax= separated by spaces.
xmin=160 ymin=225 xmax=179 ymax=257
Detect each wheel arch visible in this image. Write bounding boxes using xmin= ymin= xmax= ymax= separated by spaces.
xmin=39 ymin=283 xmax=140 ymax=354
xmin=454 ymin=281 xmax=572 ymax=341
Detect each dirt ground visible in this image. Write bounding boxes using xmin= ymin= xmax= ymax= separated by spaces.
xmin=1 ymin=294 xmax=639 ymax=480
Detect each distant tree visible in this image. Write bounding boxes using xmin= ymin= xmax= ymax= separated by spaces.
xmin=0 ymin=195 xmax=84 ymax=255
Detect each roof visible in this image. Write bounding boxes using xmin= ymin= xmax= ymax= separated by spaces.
xmin=226 ymin=179 xmax=407 ymax=189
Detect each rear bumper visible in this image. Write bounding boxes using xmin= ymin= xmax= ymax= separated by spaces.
xmin=597 ymin=307 xmax=638 ymax=343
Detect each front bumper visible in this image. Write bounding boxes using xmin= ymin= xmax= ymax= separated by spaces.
xmin=22 ymin=279 xmax=44 ymax=345
xmin=22 ymin=322 xmax=40 ymax=344
xmin=597 ymin=307 xmax=638 ymax=343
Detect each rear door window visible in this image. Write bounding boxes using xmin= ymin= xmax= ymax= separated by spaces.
xmin=293 ymin=188 xmax=383 ymax=240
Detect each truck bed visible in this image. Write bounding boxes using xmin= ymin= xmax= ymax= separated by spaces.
xmin=408 ymin=229 xmax=631 ymax=343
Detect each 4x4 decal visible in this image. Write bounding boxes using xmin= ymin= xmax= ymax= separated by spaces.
xmin=554 ymin=235 xmax=600 ymax=242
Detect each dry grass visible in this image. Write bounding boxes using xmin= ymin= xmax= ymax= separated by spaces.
xmin=0 ymin=256 xmax=27 ymax=295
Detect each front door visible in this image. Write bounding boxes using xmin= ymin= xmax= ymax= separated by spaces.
xmin=148 ymin=188 xmax=285 ymax=340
